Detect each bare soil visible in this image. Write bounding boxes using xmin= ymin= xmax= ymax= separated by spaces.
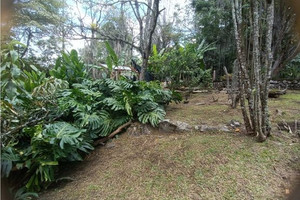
xmin=40 ymin=90 xmax=300 ymax=200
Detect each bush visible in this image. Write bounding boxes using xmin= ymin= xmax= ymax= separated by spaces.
xmin=275 ymin=55 xmax=300 ymax=80
xmin=1 ymin=45 xmax=181 ymax=194
xmin=149 ymin=41 xmax=215 ymax=89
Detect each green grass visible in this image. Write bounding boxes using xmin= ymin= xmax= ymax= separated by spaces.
xmin=269 ymin=91 xmax=300 ymax=123
xmin=40 ymin=91 xmax=300 ymax=200
xmin=41 ymin=132 xmax=299 ymax=200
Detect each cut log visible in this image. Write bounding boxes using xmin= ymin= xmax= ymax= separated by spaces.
xmin=268 ymin=88 xmax=287 ymax=98
xmin=192 ymin=90 xmax=209 ymax=93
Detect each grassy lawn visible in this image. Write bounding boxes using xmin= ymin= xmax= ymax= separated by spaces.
xmin=40 ymin=91 xmax=300 ymax=200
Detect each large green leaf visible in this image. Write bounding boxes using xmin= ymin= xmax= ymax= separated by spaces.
xmin=10 ymin=50 xmax=19 ymax=63
xmin=105 ymin=41 xmax=118 ymax=66
xmin=138 ymin=107 xmax=166 ymax=127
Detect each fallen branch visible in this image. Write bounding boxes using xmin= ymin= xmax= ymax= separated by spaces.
xmin=1 ymin=111 xmax=49 ymax=139
xmin=93 ymin=121 xmax=132 ymax=146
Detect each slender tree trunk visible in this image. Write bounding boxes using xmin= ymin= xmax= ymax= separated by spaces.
xmin=262 ymin=0 xmax=274 ymax=137
xmin=231 ymin=0 xmax=275 ymax=141
xmin=231 ymin=0 xmax=253 ymax=133
xmin=21 ymin=29 xmax=33 ymax=58
xmin=136 ymin=0 xmax=160 ymax=80
xmin=253 ymin=0 xmax=264 ymax=141
xmin=140 ymin=53 xmax=148 ymax=80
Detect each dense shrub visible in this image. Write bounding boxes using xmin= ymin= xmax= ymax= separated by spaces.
xmin=149 ymin=41 xmax=214 ymax=89
xmin=1 ymin=43 xmax=181 ymax=195
xmin=275 ymin=55 xmax=300 ymax=80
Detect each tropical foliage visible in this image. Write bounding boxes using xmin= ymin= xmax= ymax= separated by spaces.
xmin=149 ymin=42 xmax=215 ymax=89
xmin=276 ymin=55 xmax=300 ymax=80
xmin=1 ymin=42 xmax=181 ymax=195
xmin=192 ymin=0 xmax=236 ymax=78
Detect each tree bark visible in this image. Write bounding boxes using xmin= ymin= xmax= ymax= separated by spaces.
xmin=131 ymin=0 xmax=161 ymax=81
xmin=231 ymin=0 xmax=275 ymax=141
xmin=231 ymin=0 xmax=253 ymax=133
xmin=252 ymin=0 xmax=264 ymax=141
xmin=262 ymin=0 xmax=275 ymax=138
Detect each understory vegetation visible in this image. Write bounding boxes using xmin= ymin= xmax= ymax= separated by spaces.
xmin=0 ymin=42 xmax=181 ymax=195
xmin=149 ymin=42 xmax=215 ymax=89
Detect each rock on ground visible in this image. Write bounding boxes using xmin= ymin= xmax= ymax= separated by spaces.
xmin=158 ymin=119 xmax=192 ymax=133
xmin=127 ymin=122 xmax=152 ymax=136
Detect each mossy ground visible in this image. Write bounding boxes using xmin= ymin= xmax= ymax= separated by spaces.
xmin=40 ymin=90 xmax=300 ymax=200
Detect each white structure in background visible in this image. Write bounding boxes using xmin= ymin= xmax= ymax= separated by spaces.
xmin=88 ymin=63 xmax=136 ymax=80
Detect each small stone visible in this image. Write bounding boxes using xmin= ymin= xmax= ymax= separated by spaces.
xmin=127 ymin=122 xmax=152 ymax=136
xmin=158 ymin=120 xmax=177 ymax=133
xmin=200 ymin=125 xmax=208 ymax=132
xmin=233 ymin=121 xmax=240 ymax=127
xmin=158 ymin=119 xmax=192 ymax=133
xmin=200 ymin=125 xmax=218 ymax=132
xmin=190 ymin=193 xmax=201 ymax=200
xmin=230 ymin=120 xmax=241 ymax=127
xmin=174 ymin=121 xmax=192 ymax=132
xmin=106 ymin=142 xmax=115 ymax=148
xmin=219 ymin=125 xmax=230 ymax=132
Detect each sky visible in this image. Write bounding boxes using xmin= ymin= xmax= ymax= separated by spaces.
xmin=68 ymin=0 xmax=191 ymax=51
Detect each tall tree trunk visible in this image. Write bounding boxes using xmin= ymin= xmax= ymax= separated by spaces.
xmin=134 ymin=0 xmax=160 ymax=81
xmin=253 ymin=0 xmax=264 ymax=141
xmin=231 ymin=0 xmax=275 ymax=142
xmin=262 ymin=0 xmax=274 ymax=138
xmin=140 ymin=53 xmax=148 ymax=80
xmin=231 ymin=0 xmax=253 ymax=133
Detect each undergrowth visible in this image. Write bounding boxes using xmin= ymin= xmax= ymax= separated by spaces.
xmin=0 ymin=42 xmax=181 ymax=196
